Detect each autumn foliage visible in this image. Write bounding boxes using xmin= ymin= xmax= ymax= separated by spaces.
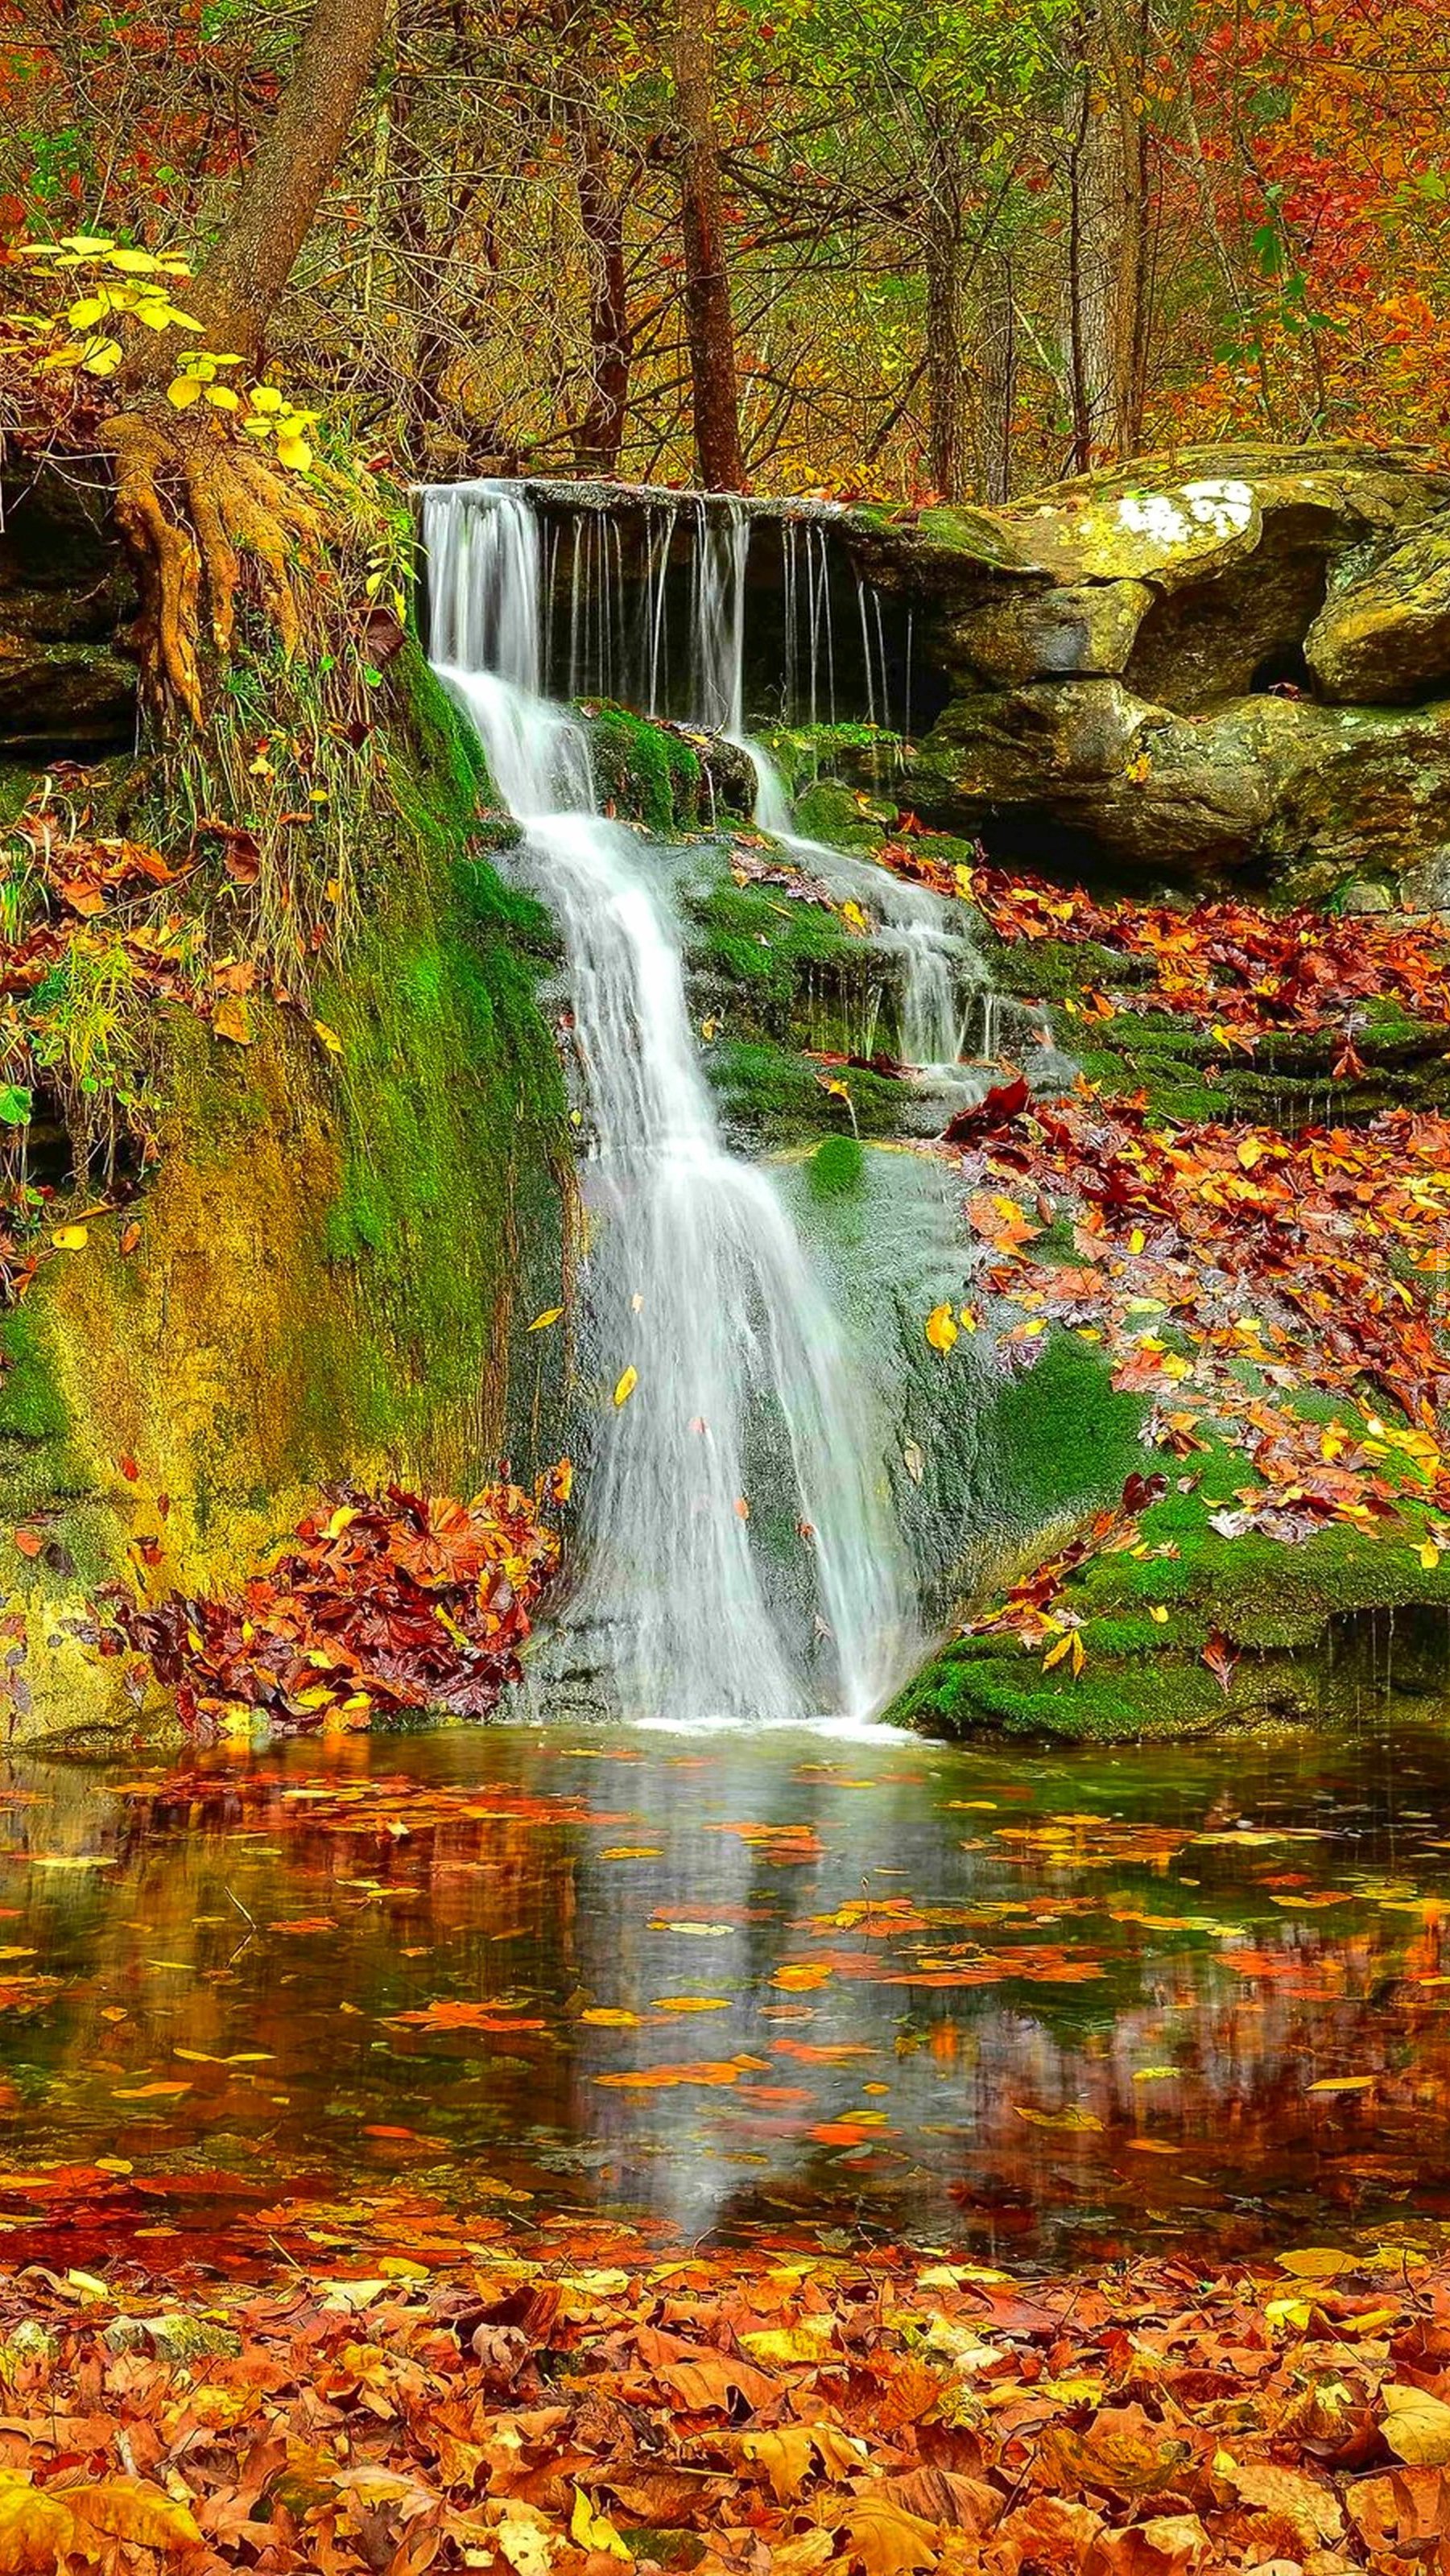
xmin=105 ymin=1479 xmax=568 ymax=1736
xmin=0 ymin=2216 xmax=1448 ymax=2574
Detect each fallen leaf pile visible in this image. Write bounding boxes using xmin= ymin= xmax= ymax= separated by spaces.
xmin=103 ymin=1478 xmax=568 ymax=1736
xmin=937 ymin=1079 xmax=1450 ymax=1542
xmin=964 ymin=866 xmax=1450 ymax=1053
xmin=0 ymin=2220 xmax=1447 ymax=2574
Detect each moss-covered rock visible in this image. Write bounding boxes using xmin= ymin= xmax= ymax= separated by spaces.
xmin=891 ymin=1376 xmax=1450 ymax=1744
xmin=708 ymin=1035 xmax=911 ymax=1146
xmin=1307 ymin=511 xmax=1450 ymax=704
xmin=0 ymin=657 xmax=571 ymax=1743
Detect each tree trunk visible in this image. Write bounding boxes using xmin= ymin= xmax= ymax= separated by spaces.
xmin=673 ymin=0 xmax=746 ymax=490
xmin=922 ymin=123 xmax=966 ymax=502
xmin=973 ymin=250 xmax=1017 ymax=503
xmin=105 ymin=0 xmax=390 ymax=717
xmin=1061 ymin=0 xmax=1150 ymax=470
xmin=181 ymin=0 xmax=390 ymax=368
xmin=570 ymin=110 xmax=634 ymax=476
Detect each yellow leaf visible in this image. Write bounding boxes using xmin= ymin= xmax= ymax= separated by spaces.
xmin=840 ymin=900 xmax=869 ymax=934
xmin=1308 ymin=2074 xmax=1374 ymax=2095
xmin=1384 ymin=2384 xmax=1450 ymax=2467
xmin=613 ymin=1366 xmax=638 ymax=1407
xmin=836 ymin=2496 xmax=941 ymax=2576
xmin=213 ymin=997 xmax=253 ymax=1046
xmin=276 ymin=436 xmax=312 ymax=472
xmin=1149 ymin=1604 xmax=1169 ymax=1623
xmin=249 ymin=384 xmax=284 ymax=414
xmin=205 ymin=384 xmax=241 ymax=410
xmin=1275 ymin=2247 xmax=1353 ymax=2281
xmin=1014 ymin=2103 xmax=1102 ymax=2132
xmin=312 ymin=1020 xmax=343 ymax=1055
xmin=569 ymin=2491 xmax=632 ymax=2559
xmin=50 ymin=1224 xmax=88 ymax=1249
xmin=105 ymin=246 xmax=159 ymax=272
xmin=924 ymin=1302 xmax=958 ymax=1355
xmin=1420 ymin=1539 xmax=1441 ymax=1571
xmin=1042 ymin=1630 xmax=1074 ymax=1671
xmin=166 ymin=374 xmax=202 ymax=407
xmin=528 ymin=1307 xmax=564 ymax=1331
xmin=740 ymin=2322 xmax=834 ymax=2363
xmin=0 ymin=2475 xmax=75 ymax=2571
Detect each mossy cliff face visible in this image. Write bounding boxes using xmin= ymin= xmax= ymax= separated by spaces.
xmin=0 ymin=659 xmax=569 ymax=1744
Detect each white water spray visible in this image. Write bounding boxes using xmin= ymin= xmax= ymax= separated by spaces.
xmin=424 ymin=483 xmax=914 ymax=1727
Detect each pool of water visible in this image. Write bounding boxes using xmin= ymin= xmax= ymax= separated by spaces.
xmin=1 ymin=1714 xmax=1448 ymax=2267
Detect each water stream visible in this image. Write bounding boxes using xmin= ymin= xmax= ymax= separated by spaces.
xmin=423 ymin=484 xmax=915 ymax=1729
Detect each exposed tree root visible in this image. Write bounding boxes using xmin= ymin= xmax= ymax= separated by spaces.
xmin=99 ymin=405 xmax=327 ymax=724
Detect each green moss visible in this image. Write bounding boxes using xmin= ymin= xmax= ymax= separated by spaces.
xmin=792 ymin=779 xmax=890 ymax=853
xmin=587 ymin=707 xmax=701 ymax=834
xmin=895 ymin=1393 xmax=1450 ymax=1744
xmin=808 ymin=1134 xmax=866 ymax=1199
xmin=314 ymin=839 xmax=566 ymax=1455
xmin=684 ymin=876 xmax=857 ymax=1030
xmin=0 ymin=1307 xmax=71 ymax=1445
xmin=989 ymin=1331 xmax=1148 ymax=1531
xmin=758 ymin=723 xmax=908 ymax=799
xmin=893 ymin=1643 xmax=1236 ymax=1742
xmin=709 ymin=1036 xmax=909 ymax=1145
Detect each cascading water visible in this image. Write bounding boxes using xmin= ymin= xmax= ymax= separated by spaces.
xmin=424 ymin=483 xmax=915 ymax=1728
xmin=686 ymin=498 xmax=979 ymax=1074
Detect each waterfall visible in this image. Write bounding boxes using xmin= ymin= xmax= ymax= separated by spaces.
xmin=423 ymin=483 xmax=915 ymax=1728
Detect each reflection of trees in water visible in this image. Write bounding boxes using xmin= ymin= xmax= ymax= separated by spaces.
xmin=0 ymin=1733 xmax=1444 ymax=2252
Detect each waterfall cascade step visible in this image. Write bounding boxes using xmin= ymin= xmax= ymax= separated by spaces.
xmin=424 ymin=481 xmax=919 ymax=1728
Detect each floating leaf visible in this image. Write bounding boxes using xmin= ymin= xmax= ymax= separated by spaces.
xmin=924 ymin=1302 xmax=958 ymax=1355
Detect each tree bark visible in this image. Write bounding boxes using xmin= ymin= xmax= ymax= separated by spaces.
xmin=167 ymin=0 xmax=389 ymax=370
xmin=973 ymin=250 xmax=1017 ymax=503
xmin=104 ymin=0 xmax=390 ymax=718
xmin=1061 ymin=0 xmax=1150 ymax=470
xmin=673 ymin=0 xmax=746 ymax=490
xmin=922 ymin=121 xmax=966 ymax=502
xmin=570 ymin=109 xmax=634 ymax=476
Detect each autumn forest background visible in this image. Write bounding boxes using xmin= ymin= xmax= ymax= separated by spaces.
xmin=5 ymin=0 xmax=1444 ymax=503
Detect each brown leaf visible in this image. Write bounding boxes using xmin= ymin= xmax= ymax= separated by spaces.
xmin=1347 ymin=2465 xmax=1450 ymax=2553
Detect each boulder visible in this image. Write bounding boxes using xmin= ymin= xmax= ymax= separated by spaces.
xmin=906 ymin=682 xmax=1304 ymax=874
xmin=946 ymin=580 xmax=1151 ymax=687
xmin=1306 ymin=511 xmax=1450 ymax=702
xmin=841 ymin=445 xmax=1450 ymax=894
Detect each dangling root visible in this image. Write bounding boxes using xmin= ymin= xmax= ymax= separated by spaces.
xmin=100 ymin=406 xmax=328 ymax=725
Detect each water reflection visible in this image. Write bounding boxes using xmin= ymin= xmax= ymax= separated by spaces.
xmin=0 ymin=1717 xmax=1447 ymax=2260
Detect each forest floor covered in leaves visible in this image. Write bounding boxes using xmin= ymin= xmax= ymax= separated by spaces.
xmin=9 ymin=2209 xmax=1450 ymax=2576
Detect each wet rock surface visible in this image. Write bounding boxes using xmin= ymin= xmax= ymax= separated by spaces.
xmin=845 ymin=444 xmax=1450 ymax=894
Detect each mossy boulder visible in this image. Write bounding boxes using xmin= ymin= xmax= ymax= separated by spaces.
xmin=1307 ymin=512 xmax=1450 ymax=704
xmin=890 ymin=1348 xmax=1450 ymax=1744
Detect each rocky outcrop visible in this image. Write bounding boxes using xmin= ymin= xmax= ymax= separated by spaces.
xmin=845 ymin=444 xmax=1450 ymax=896
xmin=1307 ymin=518 xmax=1450 ymax=704
xmin=0 ymin=464 xmax=138 ymax=762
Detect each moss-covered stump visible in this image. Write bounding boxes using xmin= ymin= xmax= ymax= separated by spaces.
xmin=0 ymin=665 xmax=570 ymax=1746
